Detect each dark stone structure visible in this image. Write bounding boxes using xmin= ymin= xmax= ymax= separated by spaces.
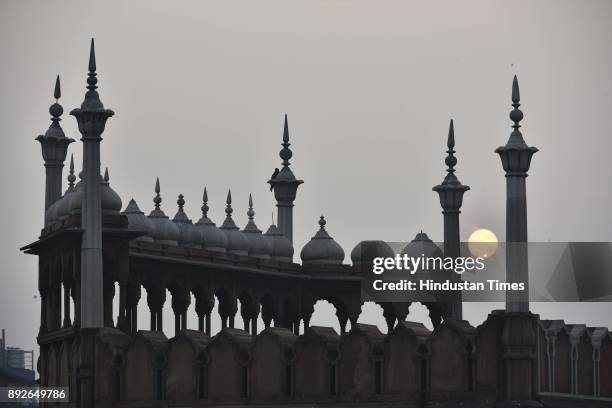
xmin=21 ymin=40 xmax=611 ymax=407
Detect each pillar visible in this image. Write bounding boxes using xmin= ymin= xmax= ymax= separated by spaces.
xmin=433 ymin=119 xmax=470 ymax=320
xmin=70 ymin=39 xmax=114 ymax=328
xmin=268 ymin=115 xmax=303 ymax=243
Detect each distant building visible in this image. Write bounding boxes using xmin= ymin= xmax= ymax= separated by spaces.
xmin=0 ymin=329 xmax=36 ymax=386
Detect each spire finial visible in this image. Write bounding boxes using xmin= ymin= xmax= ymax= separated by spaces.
xmin=154 ymin=178 xmax=162 ymax=210
xmin=509 ymin=75 xmax=525 ymax=144
xmin=67 ymin=154 xmax=76 ymax=190
xmin=47 ymin=75 xmax=64 ymax=133
xmin=104 ymin=167 xmax=109 ymax=183
xmin=201 ymin=187 xmax=209 ymax=218
xmin=247 ymin=193 xmax=255 ymax=221
xmin=54 ymin=75 xmax=61 ymax=100
xmin=319 ymin=215 xmax=326 ymax=229
xmin=444 ymin=119 xmax=458 ymax=179
xmin=272 ymin=211 xmax=275 ymax=226
xmin=177 ymin=194 xmax=185 ymax=211
xmin=87 ymin=38 xmax=98 ymax=92
xmin=279 ymin=114 xmax=293 ymax=167
xmin=225 ymin=189 xmax=233 ymax=217
xmin=512 ymin=75 xmax=520 ymax=104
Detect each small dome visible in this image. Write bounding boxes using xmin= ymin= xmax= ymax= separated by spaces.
xmin=64 ymin=171 xmax=122 ymax=217
xmin=300 ymin=216 xmax=345 ymax=265
xmin=147 ymin=178 xmax=180 ymax=245
xmin=401 ymin=231 xmax=443 ymax=260
xmin=351 ymin=240 xmax=395 ymax=266
xmin=264 ymin=224 xmax=294 ymax=262
xmin=100 ymin=169 xmax=122 ymax=215
xmin=121 ymin=199 xmax=154 ymax=242
xmin=242 ymin=195 xmax=272 ymax=260
xmin=196 ymin=216 xmax=228 ymax=254
xmin=172 ymin=194 xmax=203 ymax=248
xmin=45 ymin=198 xmax=62 ymax=225
xmin=219 ymin=190 xmax=250 ymax=256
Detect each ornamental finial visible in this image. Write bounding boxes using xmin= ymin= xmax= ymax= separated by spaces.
xmin=508 ymin=75 xmax=525 ymax=145
xmin=225 ymin=189 xmax=233 ymax=217
xmin=154 ymin=178 xmax=162 ymax=210
xmin=319 ymin=215 xmax=326 ymax=229
xmin=44 ymin=75 xmax=66 ymax=139
xmin=443 ymin=119 xmax=458 ymax=184
xmin=104 ymin=167 xmax=109 ymax=183
xmin=67 ymin=154 xmax=76 ymax=190
xmin=247 ymin=193 xmax=255 ymax=221
xmin=87 ymin=38 xmax=97 ymax=91
xmin=177 ymin=194 xmax=185 ymax=211
xmin=279 ymin=114 xmax=293 ymax=167
xmin=54 ymin=75 xmax=61 ymax=100
xmin=201 ymin=187 xmax=209 ymax=218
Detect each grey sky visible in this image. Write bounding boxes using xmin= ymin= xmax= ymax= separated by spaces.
xmin=1 ymin=0 xmax=611 ymax=361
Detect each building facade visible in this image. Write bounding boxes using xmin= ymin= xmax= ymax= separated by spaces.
xmin=21 ymin=40 xmax=612 ymax=407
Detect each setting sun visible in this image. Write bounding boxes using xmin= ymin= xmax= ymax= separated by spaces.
xmin=468 ymin=228 xmax=499 ymax=257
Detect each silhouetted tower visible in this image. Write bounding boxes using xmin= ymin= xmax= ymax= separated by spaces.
xmin=495 ymin=76 xmax=538 ymax=313
xmin=70 ymin=39 xmax=114 ymax=328
xmin=433 ymin=119 xmax=470 ymax=320
xmin=36 ymin=75 xmax=74 ymax=219
xmin=268 ymin=115 xmax=303 ymax=243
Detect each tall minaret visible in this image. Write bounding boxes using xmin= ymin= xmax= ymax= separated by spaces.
xmin=70 ymin=39 xmax=114 ymax=328
xmin=433 ymin=120 xmax=470 ymax=320
xmin=36 ymin=75 xmax=74 ymax=219
xmin=268 ymin=115 xmax=303 ymax=243
xmin=495 ymin=76 xmax=538 ymax=313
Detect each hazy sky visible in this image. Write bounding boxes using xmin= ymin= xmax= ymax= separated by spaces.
xmin=1 ymin=0 xmax=611 ymax=363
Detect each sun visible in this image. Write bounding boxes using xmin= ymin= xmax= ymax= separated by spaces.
xmin=468 ymin=228 xmax=499 ymax=258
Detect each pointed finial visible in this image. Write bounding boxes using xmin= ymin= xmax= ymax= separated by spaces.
xmin=154 ymin=178 xmax=162 ymax=210
xmin=447 ymin=119 xmax=455 ymax=149
xmin=47 ymin=75 xmax=64 ymax=133
xmin=247 ymin=193 xmax=255 ymax=221
xmin=87 ymin=38 xmax=98 ymax=92
xmin=201 ymin=187 xmax=209 ymax=217
xmin=444 ymin=119 xmax=458 ymax=179
xmin=319 ymin=215 xmax=326 ymax=229
xmin=225 ymin=189 xmax=233 ymax=217
xmin=283 ymin=114 xmax=289 ymax=143
xmin=509 ymin=75 xmax=524 ymax=136
xmin=67 ymin=154 xmax=76 ymax=190
xmin=177 ymin=194 xmax=185 ymax=211
xmin=279 ymin=114 xmax=293 ymax=167
xmin=104 ymin=167 xmax=109 ymax=183
xmin=512 ymin=75 xmax=520 ymax=104
xmin=54 ymin=75 xmax=61 ymax=100
xmin=271 ymin=211 xmax=275 ymax=226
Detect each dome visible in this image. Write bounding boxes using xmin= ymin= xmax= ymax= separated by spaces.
xmin=219 ymin=190 xmax=250 ymax=256
xmin=241 ymin=195 xmax=272 ymax=259
xmin=300 ymin=216 xmax=345 ymax=265
xmin=401 ymin=231 xmax=443 ymax=273
xmin=64 ymin=170 xmax=122 ymax=217
xmin=44 ymin=198 xmax=62 ymax=225
xmin=121 ymin=199 xmax=154 ymax=242
xmin=351 ymin=240 xmax=395 ymax=266
xmin=100 ymin=169 xmax=122 ymax=215
xmin=147 ymin=178 xmax=180 ymax=245
xmin=194 ymin=187 xmax=227 ymax=254
xmin=263 ymin=224 xmax=294 ymax=262
xmin=172 ymin=194 xmax=203 ymax=248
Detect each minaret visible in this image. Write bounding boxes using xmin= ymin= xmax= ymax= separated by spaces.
xmin=495 ymin=76 xmax=538 ymax=313
xmin=433 ymin=119 xmax=470 ymax=320
xmin=268 ymin=115 xmax=303 ymax=243
xmin=70 ymin=39 xmax=114 ymax=328
xmin=36 ymin=75 xmax=74 ymax=218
